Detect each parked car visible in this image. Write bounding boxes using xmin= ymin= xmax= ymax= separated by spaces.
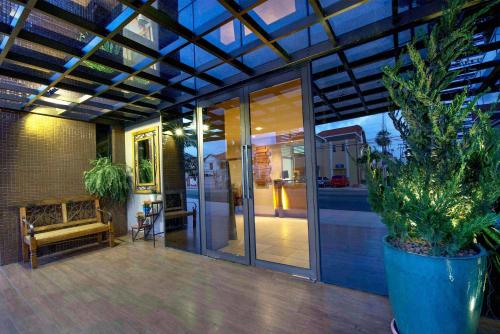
xmin=317 ymin=176 xmax=329 ymax=188
xmin=331 ymin=175 xmax=349 ymax=187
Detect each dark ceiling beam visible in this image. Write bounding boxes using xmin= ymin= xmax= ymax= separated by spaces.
xmin=24 ymin=0 xmax=156 ymax=109
xmin=0 ymin=21 xmax=195 ymax=96
xmin=196 ymin=0 xmax=368 ymax=74
xmin=0 ymin=0 xmax=37 ymax=65
xmin=118 ymin=0 xmax=253 ymax=76
xmin=316 ymin=51 xmax=500 ymax=98
xmin=312 ymin=82 xmax=341 ymax=120
xmin=313 ymin=21 xmax=499 ymax=81
xmin=314 ymin=61 xmax=498 ymax=109
xmin=4 ymin=50 xmax=167 ymax=107
xmin=31 ymin=0 xmax=222 ymax=87
xmin=218 ymin=0 xmax=290 ymax=61
xmin=308 ymin=0 xmax=369 ymax=113
xmin=177 ymin=0 xmax=493 ymax=112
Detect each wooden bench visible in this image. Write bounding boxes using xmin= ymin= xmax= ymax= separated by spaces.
xmin=19 ymin=196 xmax=114 ymax=269
xmin=164 ymin=193 xmax=197 ymax=232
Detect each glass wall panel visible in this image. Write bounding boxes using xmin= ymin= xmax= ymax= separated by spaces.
xmin=249 ymin=79 xmax=310 ymax=269
xmin=162 ymin=104 xmax=201 ymax=253
xmin=314 ymin=111 xmax=395 ymax=295
xmin=203 ymin=98 xmax=245 ymax=258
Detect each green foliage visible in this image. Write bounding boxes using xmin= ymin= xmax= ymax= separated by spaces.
xmin=84 ymin=157 xmax=130 ymax=203
xmin=139 ymin=159 xmax=154 ymax=183
xmin=367 ymin=0 xmax=500 ymax=256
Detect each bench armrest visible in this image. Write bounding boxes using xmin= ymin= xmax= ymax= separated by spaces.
xmin=22 ymin=218 xmax=35 ymax=237
xmin=97 ymin=208 xmax=113 ymax=224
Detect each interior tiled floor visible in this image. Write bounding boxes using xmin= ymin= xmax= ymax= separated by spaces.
xmin=219 ymin=215 xmax=310 ymax=268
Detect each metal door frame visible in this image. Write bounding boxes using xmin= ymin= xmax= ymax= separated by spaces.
xmin=196 ymin=66 xmax=319 ymax=280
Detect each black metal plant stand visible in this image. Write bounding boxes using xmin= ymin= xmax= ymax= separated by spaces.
xmin=131 ymin=200 xmax=164 ymax=247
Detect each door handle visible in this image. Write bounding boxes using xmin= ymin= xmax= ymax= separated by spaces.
xmin=246 ymin=145 xmax=253 ymax=200
xmin=241 ymin=145 xmax=247 ymax=199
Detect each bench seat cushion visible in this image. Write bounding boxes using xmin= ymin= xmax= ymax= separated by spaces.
xmin=165 ymin=210 xmax=194 ymax=219
xmin=25 ymin=223 xmax=109 ymax=246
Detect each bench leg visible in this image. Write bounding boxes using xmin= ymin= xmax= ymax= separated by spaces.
xmin=29 ymin=239 xmax=38 ymax=269
xmin=108 ymin=222 xmax=114 ymax=247
xmin=21 ymin=241 xmax=29 ymax=262
xmin=97 ymin=232 xmax=103 ymax=244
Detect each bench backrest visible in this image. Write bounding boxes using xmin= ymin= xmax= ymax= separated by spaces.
xmin=19 ymin=196 xmax=102 ymax=237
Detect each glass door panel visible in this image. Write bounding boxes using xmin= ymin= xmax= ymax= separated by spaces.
xmin=248 ymin=79 xmax=310 ymax=269
xmin=202 ymin=98 xmax=246 ymax=260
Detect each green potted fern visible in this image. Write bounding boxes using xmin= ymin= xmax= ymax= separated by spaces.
xmin=84 ymin=157 xmax=130 ymax=203
xmin=366 ymin=0 xmax=500 ymax=333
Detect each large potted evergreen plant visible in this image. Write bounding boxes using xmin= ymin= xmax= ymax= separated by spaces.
xmin=366 ymin=0 xmax=500 ymax=333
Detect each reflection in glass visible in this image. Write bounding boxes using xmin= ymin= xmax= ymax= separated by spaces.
xmin=162 ymin=105 xmax=201 ymax=253
xmin=203 ymin=98 xmax=245 ymax=257
xmin=137 ymin=140 xmax=153 ymax=184
xmin=249 ymin=79 xmax=310 ymax=269
xmin=315 ymin=109 xmax=395 ymax=294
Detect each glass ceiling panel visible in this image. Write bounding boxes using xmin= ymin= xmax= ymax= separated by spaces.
xmin=124 ymin=76 xmax=164 ymax=92
xmin=242 ymin=46 xmax=280 ymax=67
xmin=108 ymin=87 xmax=137 ymax=100
xmin=142 ymin=96 xmax=162 ymax=106
xmin=328 ymin=0 xmax=391 ymax=36
xmin=312 ymin=54 xmax=342 ymax=73
xmin=44 ymin=0 xmax=125 ymax=27
xmin=43 ymin=88 xmax=92 ymax=104
xmin=325 ymin=86 xmax=356 ymax=100
xmin=315 ymin=72 xmax=350 ymax=89
xmin=78 ymin=60 xmax=122 ymax=80
xmin=279 ymin=28 xmax=308 ymax=54
xmin=89 ymin=96 xmax=125 ymax=109
xmin=153 ymin=0 xmax=194 ymax=30
xmin=0 ymin=75 xmax=40 ymax=91
xmin=345 ymin=36 xmax=394 ymax=62
xmin=60 ymin=77 xmax=99 ymax=91
xmin=192 ymin=0 xmax=227 ymax=32
xmin=203 ymin=19 xmax=244 ymax=53
xmin=194 ymin=44 xmax=217 ymax=68
xmin=248 ymin=0 xmax=308 ymax=34
xmin=353 ymin=59 xmax=395 ymax=79
xmin=310 ymin=23 xmax=329 ymax=45
xmin=205 ymin=62 xmax=240 ymax=80
xmin=122 ymin=14 xmax=181 ymax=53
xmin=143 ymin=63 xmax=187 ymax=83
xmin=26 ymin=10 xmax=95 ymax=49
xmin=2 ymin=60 xmax=54 ymax=80
xmin=94 ymin=40 xmax=151 ymax=68
xmin=11 ymin=39 xmax=72 ymax=67
xmin=0 ymin=0 xmax=21 ymax=26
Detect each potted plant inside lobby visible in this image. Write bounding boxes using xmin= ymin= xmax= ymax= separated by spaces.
xmin=84 ymin=157 xmax=130 ymax=203
xmin=365 ymin=0 xmax=500 ymax=333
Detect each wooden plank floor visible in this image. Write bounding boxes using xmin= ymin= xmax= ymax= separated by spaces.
xmin=0 ymin=239 xmax=498 ymax=334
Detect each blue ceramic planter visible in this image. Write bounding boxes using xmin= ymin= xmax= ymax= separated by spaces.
xmin=383 ymin=236 xmax=487 ymax=334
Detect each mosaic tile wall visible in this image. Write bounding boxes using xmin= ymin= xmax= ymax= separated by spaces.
xmin=0 ymin=110 xmax=96 ymax=265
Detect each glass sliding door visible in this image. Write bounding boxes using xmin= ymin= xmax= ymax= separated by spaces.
xmin=202 ymin=97 xmax=247 ymax=262
xmin=198 ymin=71 xmax=317 ymax=277
xmin=248 ymin=79 xmax=311 ymax=269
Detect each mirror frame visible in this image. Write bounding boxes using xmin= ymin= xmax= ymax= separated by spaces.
xmin=132 ymin=126 xmax=161 ymax=194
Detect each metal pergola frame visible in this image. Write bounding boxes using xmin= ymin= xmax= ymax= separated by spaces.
xmin=0 ymin=0 xmax=497 ymax=125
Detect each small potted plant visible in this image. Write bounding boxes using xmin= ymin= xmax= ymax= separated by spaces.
xmin=366 ymin=0 xmax=500 ymax=333
xmin=143 ymin=200 xmax=152 ymax=215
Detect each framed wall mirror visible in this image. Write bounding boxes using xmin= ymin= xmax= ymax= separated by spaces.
xmin=133 ymin=127 xmax=160 ymax=193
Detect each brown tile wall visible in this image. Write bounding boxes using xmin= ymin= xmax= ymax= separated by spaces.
xmin=0 ymin=111 xmax=96 ymax=265
xmin=104 ymin=126 xmax=127 ymax=237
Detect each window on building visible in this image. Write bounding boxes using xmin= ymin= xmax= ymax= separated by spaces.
xmin=332 ymin=144 xmax=336 ymax=152
xmin=342 ymin=143 xmax=346 ymax=151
